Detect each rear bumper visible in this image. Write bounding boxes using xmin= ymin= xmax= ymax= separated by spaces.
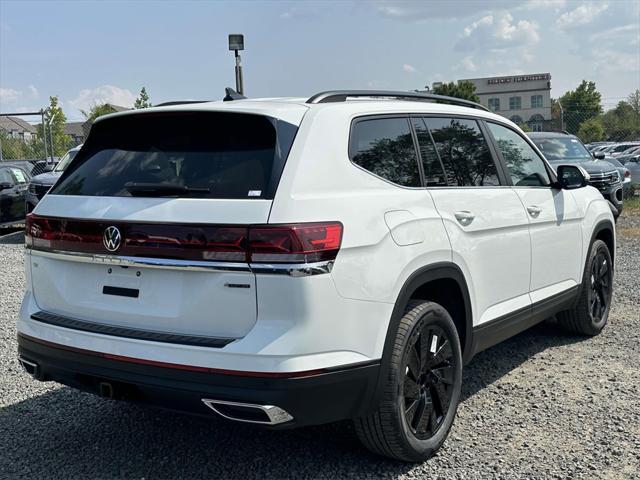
xmin=17 ymin=334 xmax=380 ymax=428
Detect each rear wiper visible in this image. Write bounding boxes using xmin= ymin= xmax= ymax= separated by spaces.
xmin=124 ymin=182 xmax=210 ymax=197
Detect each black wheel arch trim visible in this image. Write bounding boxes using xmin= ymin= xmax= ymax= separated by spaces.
xmin=365 ymin=262 xmax=473 ymax=414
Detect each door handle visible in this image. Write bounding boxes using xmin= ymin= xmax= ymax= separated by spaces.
xmin=454 ymin=211 xmax=475 ymax=226
xmin=527 ymin=205 xmax=542 ymax=217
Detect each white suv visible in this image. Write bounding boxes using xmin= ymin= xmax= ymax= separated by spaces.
xmin=18 ymin=91 xmax=615 ymax=462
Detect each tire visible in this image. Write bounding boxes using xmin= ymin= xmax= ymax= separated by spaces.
xmin=557 ymin=239 xmax=613 ymax=335
xmin=354 ymin=301 xmax=462 ymax=462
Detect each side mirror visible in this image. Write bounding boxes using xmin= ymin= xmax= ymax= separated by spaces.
xmin=593 ymin=151 xmax=605 ymax=160
xmin=556 ymin=165 xmax=590 ymax=189
xmin=0 ymin=181 xmax=14 ymax=191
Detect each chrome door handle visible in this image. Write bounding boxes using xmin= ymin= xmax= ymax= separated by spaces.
xmin=454 ymin=211 xmax=475 ymax=226
xmin=527 ymin=205 xmax=542 ymax=217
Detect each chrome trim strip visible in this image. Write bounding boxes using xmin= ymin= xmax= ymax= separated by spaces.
xmin=27 ymin=248 xmax=334 ymax=276
xmin=201 ymin=399 xmax=294 ymax=425
xmin=28 ymin=249 xmax=251 ymax=273
xmin=250 ymin=260 xmax=334 ymax=277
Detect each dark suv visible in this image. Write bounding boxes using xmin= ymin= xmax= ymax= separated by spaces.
xmin=528 ymin=132 xmax=623 ymax=219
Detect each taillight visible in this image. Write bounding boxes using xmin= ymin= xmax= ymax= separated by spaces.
xmin=625 ymin=170 xmax=630 ymax=178
xmin=249 ymin=223 xmax=343 ymax=263
xmin=25 ymin=215 xmax=343 ymax=265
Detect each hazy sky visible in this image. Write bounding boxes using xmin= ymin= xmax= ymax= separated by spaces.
xmin=1 ymin=0 xmax=638 ymax=121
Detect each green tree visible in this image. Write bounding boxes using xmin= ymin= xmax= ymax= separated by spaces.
xmin=134 ymin=87 xmax=152 ymax=109
xmin=601 ymin=100 xmax=640 ymax=142
xmin=82 ymin=103 xmax=120 ymax=124
xmin=577 ymin=117 xmax=605 ymax=143
xmin=627 ymin=89 xmax=640 ymax=116
xmin=36 ymin=96 xmax=70 ymax=157
xmin=558 ymin=80 xmax=602 ymax=134
xmin=432 ymin=81 xmax=480 ymax=103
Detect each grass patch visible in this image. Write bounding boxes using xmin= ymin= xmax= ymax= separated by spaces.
xmin=624 ymin=195 xmax=640 ymax=214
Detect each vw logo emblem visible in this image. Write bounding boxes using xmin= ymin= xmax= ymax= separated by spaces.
xmin=103 ymin=226 xmax=122 ymax=252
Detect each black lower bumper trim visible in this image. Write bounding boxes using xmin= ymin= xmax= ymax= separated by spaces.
xmin=17 ymin=334 xmax=380 ymax=428
xmin=31 ymin=311 xmax=233 ymax=348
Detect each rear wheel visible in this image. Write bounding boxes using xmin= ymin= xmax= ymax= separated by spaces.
xmin=354 ymin=301 xmax=462 ymax=462
xmin=557 ymin=239 xmax=613 ymax=335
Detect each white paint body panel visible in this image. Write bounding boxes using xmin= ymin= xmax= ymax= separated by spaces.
xmin=18 ymin=99 xmax=615 ymax=373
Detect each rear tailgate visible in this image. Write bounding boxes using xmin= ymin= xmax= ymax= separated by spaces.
xmin=27 ymin=108 xmax=303 ymax=341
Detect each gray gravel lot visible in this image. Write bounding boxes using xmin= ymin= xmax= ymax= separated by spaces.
xmin=1 ymin=220 xmax=639 ymax=480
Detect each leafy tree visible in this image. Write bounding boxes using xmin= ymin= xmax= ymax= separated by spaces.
xmin=601 ymin=100 xmax=640 ymax=142
xmin=558 ymin=80 xmax=602 ymax=134
xmin=432 ymin=81 xmax=480 ymax=103
xmin=577 ymin=117 xmax=605 ymax=143
xmin=81 ymin=103 xmax=120 ymax=124
xmin=134 ymin=87 xmax=152 ymax=109
xmin=36 ymin=96 xmax=71 ymax=157
xmin=627 ymin=89 xmax=640 ymax=116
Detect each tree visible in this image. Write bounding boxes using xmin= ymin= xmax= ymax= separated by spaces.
xmin=432 ymin=81 xmax=480 ymax=103
xmin=134 ymin=87 xmax=152 ymax=109
xmin=558 ymin=80 xmax=602 ymax=134
xmin=82 ymin=103 xmax=120 ymax=124
xmin=37 ymin=96 xmax=70 ymax=157
xmin=601 ymin=100 xmax=640 ymax=142
xmin=627 ymin=89 xmax=640 ymax=116
xmin=577 ymin=117 xmax=605 ymax=143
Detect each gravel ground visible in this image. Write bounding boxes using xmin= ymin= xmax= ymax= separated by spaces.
xmin=1 ymin=217 xmax=639 ymax=480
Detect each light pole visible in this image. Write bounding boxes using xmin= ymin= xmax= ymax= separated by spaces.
xmin=48 ymin=111 xmax=57 ymax=162
xmin=228 ymin=34 xmax=245 ymax=95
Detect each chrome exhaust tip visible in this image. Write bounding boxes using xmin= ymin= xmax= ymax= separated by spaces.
xmin=202 ymin=399 xmax=293 ymax=425
xmin=18 ymin=356 xmax=40 ymax=379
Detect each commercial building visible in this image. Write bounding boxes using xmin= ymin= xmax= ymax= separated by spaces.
xmin=456 ymin=73 xmax=552 ymax=131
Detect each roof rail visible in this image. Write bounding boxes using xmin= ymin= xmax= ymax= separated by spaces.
xmin=154 ymin=100 xmax=210 ymax=107
xmin=306 ymin=90 xmax=490 ymax=112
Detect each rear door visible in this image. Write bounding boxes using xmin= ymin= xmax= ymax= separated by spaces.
xmin=414 ymin=116 xmax=532 ymax=327
xmin=485 ymin=122 xmax=582 ymax=301
xmin=28 ymin=110 xmax=301 ymax=340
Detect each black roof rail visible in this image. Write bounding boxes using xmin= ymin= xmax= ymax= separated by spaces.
xmin=154 ymin=100 xmax=210 ymax=107
xmin=306 ymin=90 xmax=490 ymax=112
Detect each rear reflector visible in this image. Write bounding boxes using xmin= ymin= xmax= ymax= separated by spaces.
xmin=25 ymin=215 xmax=343 ymax=264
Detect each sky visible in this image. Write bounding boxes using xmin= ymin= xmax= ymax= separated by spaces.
xmin=1 ymin=0 xmax=639 ymax=121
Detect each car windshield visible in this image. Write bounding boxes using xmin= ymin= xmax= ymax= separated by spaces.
xmin=530 ymin=137 xmax=591 ymax=162
xmin=54 ymin=149 xmax=78 ymax=172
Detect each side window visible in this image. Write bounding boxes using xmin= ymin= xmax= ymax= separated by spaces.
xmin=424 ymin=117 xmax=500 ymax=187
xmin=350 ymin=117 xmax=421 ymax=187
xmin=487 ymin=122 xmax=551 ymax=187
xmin=0 ymin=168 xmax=13 ymax=184
xmin=10 ymin=168 xmax=28 ymax=184
xmin=411 ymin=118 xmax=447 ymax=186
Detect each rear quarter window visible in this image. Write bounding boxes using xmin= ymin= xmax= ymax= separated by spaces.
xmin=52 ymin=112 xmax=297 ymax=200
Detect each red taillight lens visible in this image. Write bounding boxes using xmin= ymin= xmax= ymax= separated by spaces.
xmin=25 ymin=214 xmax=342 ymax=265
xmin=249 ymin=222 xmax=343 ymax=263
xmin=625 ymin=170 xmax=631 ymax=178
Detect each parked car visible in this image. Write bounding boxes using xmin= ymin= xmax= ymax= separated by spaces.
xmin=620 ymin=154 xmax=640 ymax=186
xmin=617 ymin=146 xmax=640 ymax=164
xmin=602 ymin=142 xmax=640 ymax=157
xmin=18 ymin=91 xmax=616 ymax=462
xmin=527 ymin=132 xmax=624 ymax=219
xmin=0 ymin=163 xmax=31 ymax=227
xmin=26 ymin=144 xmax=82 ymax=212
xmin=603 ymin=157 xmax=632 ymax=194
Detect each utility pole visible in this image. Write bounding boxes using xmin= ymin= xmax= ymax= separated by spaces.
xmin=557 ymin=99 xmax=565 ymax=132
xmin=41 ymin=109 xmax=48 ymax=161
xmin=228 ymin=34 xmax=245 ymax=95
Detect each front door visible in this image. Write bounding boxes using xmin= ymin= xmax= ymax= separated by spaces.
xmin=484 ymin=122 xmax=583 ymax=303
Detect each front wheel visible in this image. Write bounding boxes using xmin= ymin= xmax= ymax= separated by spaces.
xmin=557 ymin=239 xmax=613 ymax=335
xmin=354 ymin=301 xmax=462 ymax=462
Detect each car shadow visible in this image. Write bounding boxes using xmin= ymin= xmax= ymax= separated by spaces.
xmin=0 ymin=322 xmax=587 ymax=479
xmin=0 ymin=230 xmax=24 ymax=245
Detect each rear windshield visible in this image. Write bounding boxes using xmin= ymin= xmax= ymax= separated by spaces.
xmin=52 ymin=112 xmax=297 ymax=199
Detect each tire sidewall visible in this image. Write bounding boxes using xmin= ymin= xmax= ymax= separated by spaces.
xmin=392 ymin=304 xmax=463 ymax=458
xmin=585 ymin=240 xmax=613 ymax=330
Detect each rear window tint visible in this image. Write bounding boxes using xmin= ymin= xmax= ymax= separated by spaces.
xmin=349 ymin=117 xmax=421 ymax=187
xmin=52 ymin=112 xmax=296 ymax=199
